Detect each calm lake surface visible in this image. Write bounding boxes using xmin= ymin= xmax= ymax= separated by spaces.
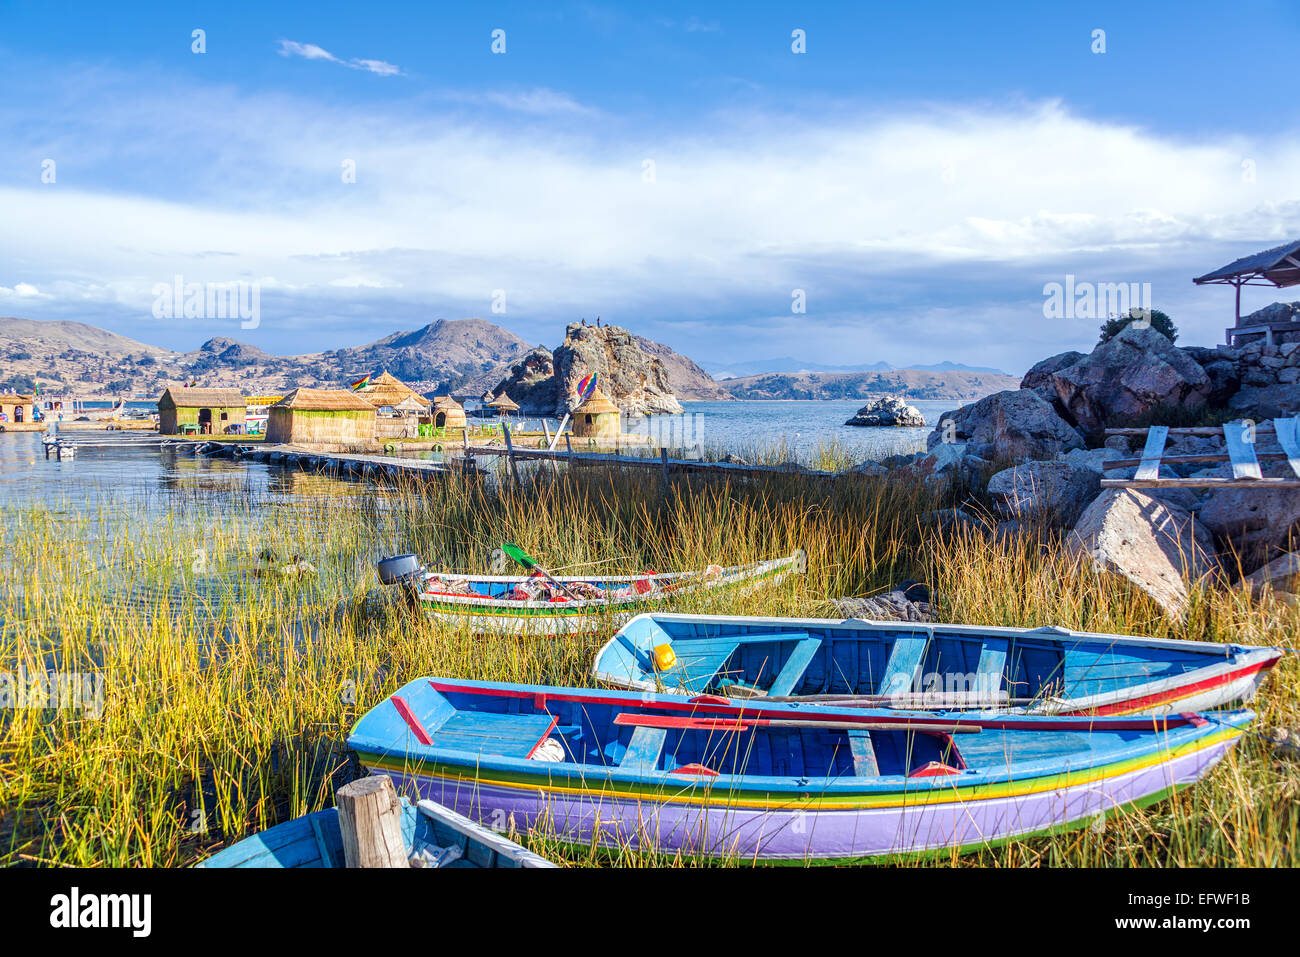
xmin=0 ymin=399 xmax=965 ymax=511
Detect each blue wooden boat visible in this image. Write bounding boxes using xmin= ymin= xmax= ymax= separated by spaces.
xmin=196 ymin=797 xmax=555 ymax=868
xmin=591 ymin=613 xmax=1283 ymax=716
xmin=348 ymin=676 xmax=1252 ymax=862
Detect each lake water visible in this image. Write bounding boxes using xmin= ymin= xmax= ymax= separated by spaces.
xmin=0 ymin=399 xmax=968 ymax=512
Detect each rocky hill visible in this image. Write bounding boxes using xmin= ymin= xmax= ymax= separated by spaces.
xmin=0 ymin=316 xmax=535 ymax=397
xmin=488 ymin=322 xmax=693 ymax=415
xmin=722 ymin=369 xmax=1020 ymax=401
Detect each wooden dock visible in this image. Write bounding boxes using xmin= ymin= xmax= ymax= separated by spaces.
xmin=57 ymin=426 xmax=848 ymax=486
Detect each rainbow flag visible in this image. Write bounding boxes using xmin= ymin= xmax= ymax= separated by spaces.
xmin=576 ymin=372 xmax=598 ymax=401
xmin=350 ymin=374 xmax=371 ymax=391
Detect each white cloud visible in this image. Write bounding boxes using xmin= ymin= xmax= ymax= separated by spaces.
xmin=0 ymin=282 xmax=49 ymax=298
xmin=277 ymin=40 xmax=402 ymax=77
xmin=3 ymin=81 xmax=1299 ymax=367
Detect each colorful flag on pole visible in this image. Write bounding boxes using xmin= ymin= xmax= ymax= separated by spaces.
xmin=351 ymin=374 xmax=371 ymax=391
xmin=576 ymin=372 xmax=597 ymax=401
xmin=187 ymin=379 xmax=197 ymax=387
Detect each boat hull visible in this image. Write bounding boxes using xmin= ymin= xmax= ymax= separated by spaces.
xmin=410 ymin=552 xmax=805 ymax=636
xmin=593 ymin=613 xmax=1284 ymax=715
xmin=359 ymin=725 xmax=1240 ymax=862
xmin=349 ymin=678 xmax=1251 ymax=862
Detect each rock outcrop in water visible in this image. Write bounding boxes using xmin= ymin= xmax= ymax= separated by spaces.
xmin=844 ymin=396 xmax=925 ymax=427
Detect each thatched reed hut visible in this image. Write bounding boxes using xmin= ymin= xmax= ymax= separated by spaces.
xmin=431 ymin=395 xmax=467 ymax=429
xmin=487 ymin=392 xmax=520 ymax=414
xmin=0 ymin=393 xmax=35 ymax=429
xmin=158 ymin=387 xmax=247 ymax=435
xmin=572 ymin=386 xmax=621 ymax=440
xmin=266 ymin=388 xmax=376 ymax=446
xmin=355 ymin=371 xmax=431 ymax=415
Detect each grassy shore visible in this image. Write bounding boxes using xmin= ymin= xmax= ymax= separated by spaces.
xmin=1 ymin=458 xmax=1296 ymax=867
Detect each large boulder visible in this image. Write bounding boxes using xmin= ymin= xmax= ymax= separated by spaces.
xmin=1050 ymin=325 xmax=1211 ymax=434
xmin=1069 ymin=489 xmax=1218 ymax=618
xmin=1020 ymin=350 xmax=1084 ymax=393
xmin=1199 ymin=486 xmax=1300 ymax=573
xmin=1227 ymin=383 xmax=1300 ymax=420
xmin=987 ymin=460 xmax=1101 ymax=526
xmin=926 ymin=389 xmax=1084 ymax=461
xmin=845 ymin=395 xmax=925 ymax=427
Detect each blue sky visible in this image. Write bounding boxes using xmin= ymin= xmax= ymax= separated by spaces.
xmin=2 ymin=0 xmax=1299 ymax=373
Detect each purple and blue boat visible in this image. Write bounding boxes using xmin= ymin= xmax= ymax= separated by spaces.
xmin=348 ymin=676 xmax=1251 ymax=862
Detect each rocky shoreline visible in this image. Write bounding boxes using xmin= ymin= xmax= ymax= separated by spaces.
xmin=867 ymin=320 xmax=1300 ymax=615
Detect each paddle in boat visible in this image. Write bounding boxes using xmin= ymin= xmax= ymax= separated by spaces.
xmin=375 ymin=548 xmax=806 ymax=636
xmin=348 ymin=676 xmax=1252 ymax=862
xmin=196 ymin=796 xmax=554 ymax=868
xmin=591 ymin=613 xmax=1284 ymax=715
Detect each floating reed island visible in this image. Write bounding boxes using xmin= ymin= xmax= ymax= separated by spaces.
xmin=1 ymin=442 xmax=1296 ymax=868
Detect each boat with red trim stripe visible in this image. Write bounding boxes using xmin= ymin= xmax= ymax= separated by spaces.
xmin=375 ymin=550 xmax=806 ymax=636
xmin=592 ymin=613 xmax=1284 ymax=715
xmin=347 ymin=676 xmax=1253 ymax=862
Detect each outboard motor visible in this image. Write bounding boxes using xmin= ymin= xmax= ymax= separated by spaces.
xmin=377 ymin=553 xmax=421 ymax=585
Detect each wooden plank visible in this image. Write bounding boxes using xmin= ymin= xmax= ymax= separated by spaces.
xmin=337 ymin=776 xmax=409 ymax=868
xmin=309 ymin=810 xmax=340 ymax=868
xmin=1276 ymin=417 xmax=1300 ymax=478
xmin=1103 ymin=477 xmax=1300 ymax=489
xmin=878 ymin=635 xmax=929 ymax=696
xmin=502 ymin=424 xmax=521 ymax=486
xmin=766 ymin=637 xmax=824 ymax=698
xmin=611 ymin=712 xmax=979 ymax=734
xmin=619 ymin=725 xmax=667 ymax=771
xmin=1223 ymin=422 xmax=1263 ymax=480
xmin=974 ymin=638 xmax=1008 ymax=694
xmin=846 ymin=729 xmax=880 ymax=776
xmin=1107 ymin=424 xmax=1276 ymax=437
xmin=1107 ymin=452 xmax=1290 ymax=468
xmin=1134 ymin=425 xmax=1168 ymax=482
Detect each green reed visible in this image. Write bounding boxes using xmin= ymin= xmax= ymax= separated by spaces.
xmin=0 ymin=454 xmax=1295 ymax=867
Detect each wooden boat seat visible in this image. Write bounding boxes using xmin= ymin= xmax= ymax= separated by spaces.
xmin=660 ymin=632 xmax=810 ymax=691
xmin=845 ymin=729 xmax=879 ymax=776
xmin=765 ymin=637 xmax=823 ymax=697
xmin=618 ymin=725 xmax=668 ymax=772
xmin=427 ymin=712 xmax=558 ymax=759
xmin=878 ymin=635 xmax=929 ymax=696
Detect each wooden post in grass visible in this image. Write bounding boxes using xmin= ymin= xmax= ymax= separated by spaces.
xmin=660 ymin=447 xmax=671 ymax=487
xmin=502 ymin=423 xmax=521 ymax=486
xmin=337 ymin=776 xmax=408 ymax=868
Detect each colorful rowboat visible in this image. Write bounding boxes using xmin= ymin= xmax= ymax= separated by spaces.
xmin=348 ymin=676 xmax=1252 ymax=862
xmin=379 ymin=550 xmax=806 ymax=636
xmin=591 ymin=613 xmax=1283 ymax=715
xmin=196 ymin=796 xmax=554 ymax=868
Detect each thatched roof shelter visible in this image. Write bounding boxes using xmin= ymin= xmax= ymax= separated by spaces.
xmin=573 ymin=386 xmax=620 ymax=439
xmin=430 ymin=395 xmax=467 ymax=429
xmin=266 ymin=388 xmax=376 ymax=445
xmin=355 ymin=371 xmax=431 ymax=413
xmin=157 ymin=387 xmax=247 ymax=435
xmin=487 ymin=392 xmax=520 ymax=412
xmin=159 ymin=387 xmax=245 ymax=409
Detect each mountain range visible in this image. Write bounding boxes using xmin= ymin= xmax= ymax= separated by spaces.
xmin=0 ymin=315 xmax=1015 ymax=403
xmin=708 ymin=356 xmax=1010 ymax=378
